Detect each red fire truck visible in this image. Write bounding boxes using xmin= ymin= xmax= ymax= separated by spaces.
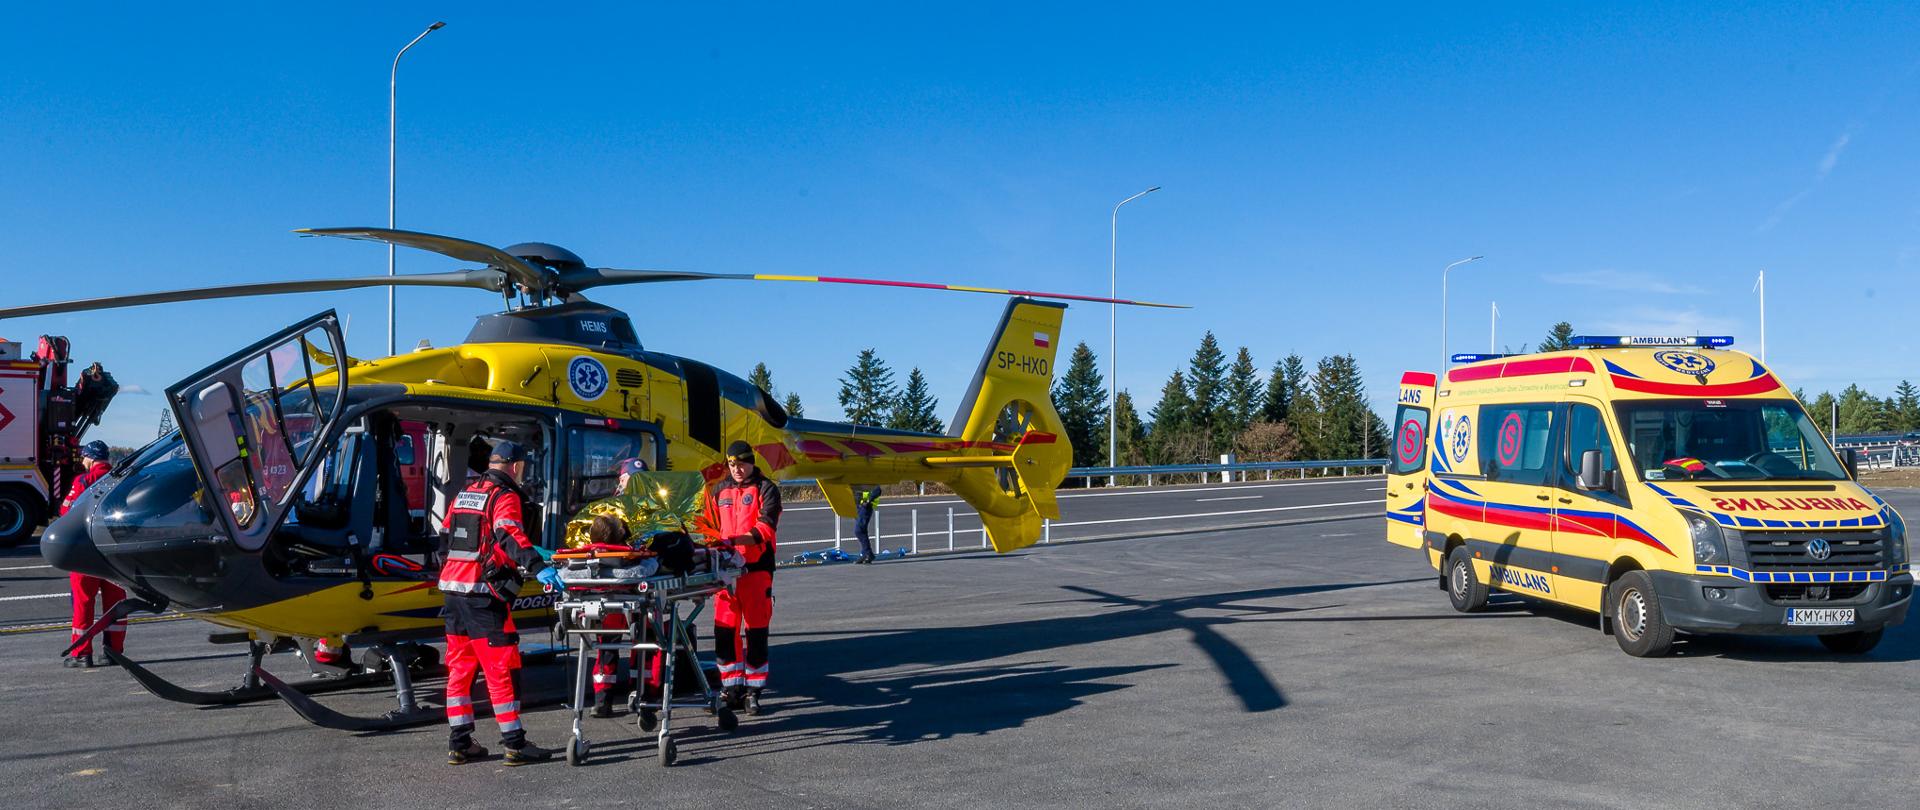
xmin=0 ymin=336 xmax=117 ymax=546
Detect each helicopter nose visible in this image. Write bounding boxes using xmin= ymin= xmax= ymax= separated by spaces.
xmin=40 ymin=508 xmax=117 ymax=580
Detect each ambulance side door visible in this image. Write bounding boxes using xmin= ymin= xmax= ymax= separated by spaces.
xmin=1470 ymin=402 xmax=1560 ymax=600
xmin=1548 ymin=400 xmax=1629 ymax=612
xmin=1385 ymin=373 xmax=1436 ymax=548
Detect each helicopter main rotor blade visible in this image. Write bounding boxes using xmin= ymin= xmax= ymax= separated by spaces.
xmin=578 ymin=267 xmax=1189 ymax=308
xmin=296 ymin=227 xmax=554 ymax=292
xmin=0 ymin=271 xmax=502 ymax=320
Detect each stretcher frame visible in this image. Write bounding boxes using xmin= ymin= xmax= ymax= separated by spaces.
xmin=555 ymin=566 xmax=739 ymax=767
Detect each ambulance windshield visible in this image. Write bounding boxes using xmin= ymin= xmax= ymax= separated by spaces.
xmin=1616 ymin=399 xmax=1847 ymax=481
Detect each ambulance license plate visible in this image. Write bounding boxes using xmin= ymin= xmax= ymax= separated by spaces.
xmin=1785 ymin=608 xmax=1855 ymax=627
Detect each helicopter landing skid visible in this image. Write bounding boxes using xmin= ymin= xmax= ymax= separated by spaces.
xmin=255 ymin=642 xmax=567 ymax=733
xmin=104 ymin=648 xmax=398 ymax=707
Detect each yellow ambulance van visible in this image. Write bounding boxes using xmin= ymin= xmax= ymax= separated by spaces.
xmin=1385 ymin=336 xmax=1912 ymax=656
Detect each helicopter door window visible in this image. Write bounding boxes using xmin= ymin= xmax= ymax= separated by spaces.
xmin=166 ymin=311 xmax=348 ymax=552
xmin=566 ymin=427 xmax=646 ymax=513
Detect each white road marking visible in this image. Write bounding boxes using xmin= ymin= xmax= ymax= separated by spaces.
xmin=1196 ymin=495 xmax=1262 ymax=502
xmin=0 ymin=564 xmax=53 ymax=571
xmin=1365 ymin=487 xmax=1386 ymax=491
xmin=0 ymin=592 xmax=66 ymax=602
xmin=784 ymin=476 xmax=1383 ymax=512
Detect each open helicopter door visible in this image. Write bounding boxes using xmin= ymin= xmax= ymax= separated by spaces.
xmin=165 ymin=311 xmax=350 ymax=552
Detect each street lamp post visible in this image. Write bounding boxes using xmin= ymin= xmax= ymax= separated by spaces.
xmin=1440 ymin=255 xmax=1484 ymax=371
xmin=389 ymin=20 xmax=446 ymax=358
xmin=1109 ymin=186 xmax=1160 ymax=486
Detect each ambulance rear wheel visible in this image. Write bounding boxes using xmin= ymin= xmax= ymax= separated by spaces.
xmin=1610 ymin=570 xmax=1674 ymax=657
xmin=0 ymin=486 xmax=42 ymax=548
xmin=1817 ymin=629 xmax=1883 ymax=655
xmin=1446 ymin=547 xmax=1488 ymax=613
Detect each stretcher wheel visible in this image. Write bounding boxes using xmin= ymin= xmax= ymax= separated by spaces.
xmin=657 ymin=735 xmax=677 ymax=767
xmin=717 ymin=707 xmax=738 ymax=732
xmin=567 ymin=738 xmax=588 ymax=767
xmin=638 ymin=707 xmax=659 ymax=732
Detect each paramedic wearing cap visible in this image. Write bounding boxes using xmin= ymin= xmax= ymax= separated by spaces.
xmin=702 ymin=440 xmax=780 ymax=715
xmin=438 ymin=440 xmax=562 ymax=765
xmin=63 ymin=441 xmax=124 ymax=668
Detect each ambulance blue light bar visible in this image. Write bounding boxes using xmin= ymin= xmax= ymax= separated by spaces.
xmin=1450 ymin=353 xmax=1516 ymax=363
xmin=1568 ymin=335 xmax=1734 ymax=348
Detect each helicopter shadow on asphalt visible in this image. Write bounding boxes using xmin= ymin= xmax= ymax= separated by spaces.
xmin=587 ymin=575 xmax=1443 ymax=766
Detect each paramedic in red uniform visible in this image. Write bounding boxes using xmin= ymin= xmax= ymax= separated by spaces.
xmin=437 ymin=440 xmax=563 ymax=765
xmin=702 ymin=440 xmax=781 ymax=715
xmin=63 ymin=441 xmax=124 ymax=668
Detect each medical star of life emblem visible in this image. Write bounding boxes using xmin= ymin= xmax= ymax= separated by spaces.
xmin=568 ymin=356 xmax=609 ymax=401
xmin=1653 ymin=350 xmax=1715 ymax=376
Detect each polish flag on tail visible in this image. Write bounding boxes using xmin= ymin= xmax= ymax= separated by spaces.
xmin=1032 ymin=332 xmax=1050 ymax=348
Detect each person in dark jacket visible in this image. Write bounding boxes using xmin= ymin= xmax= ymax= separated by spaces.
xmin=853 ymin=485 xmax=882 ymax=564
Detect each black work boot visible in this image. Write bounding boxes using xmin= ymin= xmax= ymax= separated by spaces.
xmin=504 ymin=742 xmax=556 ymax=766
xmin=447 ymin=741 xmax=489 ymax=765
xmin=745 ymin=688 xmax=765 ymax=716
xmin=63 ymin=655 xmax=86 ymax=669
xmin=592 ymin=693 xmax=616 ymax=718
xmin=723 ymin=684 xmax=745 ymax=710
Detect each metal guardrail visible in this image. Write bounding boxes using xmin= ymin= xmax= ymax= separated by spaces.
xmin=1065 ymin=459 xmax=1389 ymax=486
xmin=775 ymin=458 xmax=1389 ymax=557
xmin=777 ymin=458 xmax=1391 ymax=491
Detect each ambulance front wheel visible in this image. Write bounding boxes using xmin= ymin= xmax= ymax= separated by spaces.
xmin=1610 ymin=570 xmax=1675 ymax=657
xmin=1818 ymin=629 xmax=1883 ymax=655
xmin=1446 ymin=547 xmax=1488 ymax=613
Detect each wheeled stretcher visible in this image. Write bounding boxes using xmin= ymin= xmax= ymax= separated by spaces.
xmin=552 ymin=545 xmax=742 ymax=766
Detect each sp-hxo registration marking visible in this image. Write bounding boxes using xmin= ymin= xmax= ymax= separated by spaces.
xmin=995 ymin=351 xmax=1050 ymax=376
xmin=1785 ymin=608 xmax=1854 ymax=627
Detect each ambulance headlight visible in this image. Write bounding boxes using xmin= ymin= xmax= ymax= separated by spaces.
xmin=1684 ymin=511 xmax=1727 ymax=566
xmin=1886 ymin=511 xmax=1908 ymax=566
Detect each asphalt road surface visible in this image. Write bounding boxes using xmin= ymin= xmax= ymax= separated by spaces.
xmin=0 ymin=480 xmax=1915 ymax=808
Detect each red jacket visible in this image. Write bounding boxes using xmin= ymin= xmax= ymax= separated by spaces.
xmin=700 ymin=474 xmax=781 ymax=573
xmin=438 ymin=471 xmax=545 ymax=600
xmin=59 ymin=461 xmax=111 ymax=517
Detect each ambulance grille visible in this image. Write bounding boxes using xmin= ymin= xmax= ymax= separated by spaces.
xmin=1741 ymin=531 xmax=1885 ymax=571
xmin=1764 ymin=583 xmax=1871 ymax=603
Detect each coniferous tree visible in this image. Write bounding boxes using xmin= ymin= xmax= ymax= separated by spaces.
xmin=837 ymin=348 xmax=898 ymax=425
xmin=1262 ymin=353 xmax=1307 ymax=424
xmin=1894 ymin=381 xmax=1920 ymax=431
xmin=1296 ymin=354 xmax=1383 ymax=460
xmin=1187 ymin=332 xmax=1228 ymax=442
xmin=783 ymin=392 xmax=805 ymax=419
xmin=889 ymin=368 xmax=944 ymax=434
xmin=1807 ymin=391 xmax=1838 ymax=437
xmin=1148 ymin=370 xmax=1201 ymax=463
xmin=1538 ymin=322 xmax=1576 ymax=352
xmin=747 ymin=363 xmax=777 ymax=398
xmin=1112 ymin=390 xmax=1148 ymax=466
xmin=1050 ymin=342 xmax=1109 ymax=468
xmin=1836 ymin=385 xmax=1890 ymax=435
xmin=1224 ymin=347 xmax=1262 ymax=442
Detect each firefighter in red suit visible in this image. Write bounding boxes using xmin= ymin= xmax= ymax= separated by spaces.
xmin=63 ymin=441 xmax=124 ymax=668
xmin=701 ymin=440 xmax=781 ymax=716
xmin=437 ymin=440 xmax=560 ymax=766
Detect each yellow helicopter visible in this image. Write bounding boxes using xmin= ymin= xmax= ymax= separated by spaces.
xmin=14 ymin=227 xmax=1178 ymax=728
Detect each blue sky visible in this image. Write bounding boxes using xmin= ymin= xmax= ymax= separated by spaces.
xmin=6 ymin=2 xmax=1919 ymax=450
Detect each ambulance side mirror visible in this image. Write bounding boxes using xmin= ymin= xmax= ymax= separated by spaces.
xmin=1842 ymin=448 xmax=1859 ymax=479
xmin=1577 ymin=449 xmax=1613 ymax=492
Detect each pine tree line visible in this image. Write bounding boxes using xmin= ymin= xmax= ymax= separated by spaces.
xmin=1046 ymin=334 xmax=1389 ymax=469
xmin=1796 ymin=382 xmax=1920 ymax=436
